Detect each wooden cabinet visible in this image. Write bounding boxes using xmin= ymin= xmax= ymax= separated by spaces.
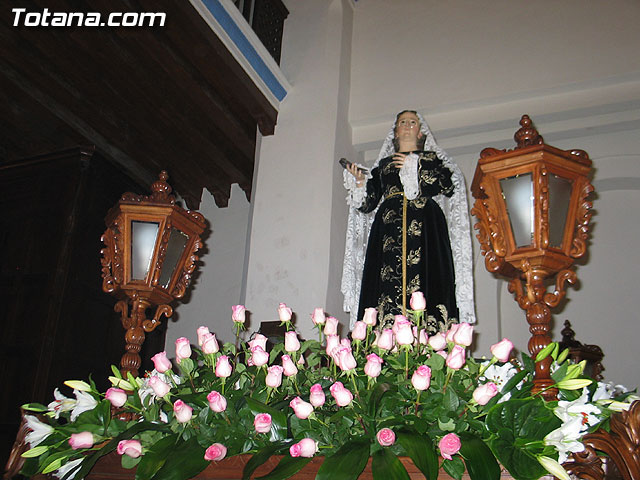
xmin=0 ymin=147 xmax=166 ymax=467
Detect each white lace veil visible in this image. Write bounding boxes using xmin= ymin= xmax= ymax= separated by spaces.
xmin=341 ymin=111 xmax=476 ymax=328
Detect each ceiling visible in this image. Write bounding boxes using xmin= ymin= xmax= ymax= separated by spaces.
xmin=0 ymin=0 xmax=280 ymax=208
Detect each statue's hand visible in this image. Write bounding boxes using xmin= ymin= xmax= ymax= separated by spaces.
xmin=392 ymin=152 xmax=407 ymax=169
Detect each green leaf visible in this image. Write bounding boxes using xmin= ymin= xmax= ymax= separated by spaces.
xmin=178 ymin=358 xmax=196 ymax=375
xmin=135 ymin=434 xmax=179 ymax=480
xmin=315 ymin=439 xmax=370 ymax=480
xmin=367 ymin=382 xmax=392 ymax=418
xmin=520 ymin=354 xmax=535 ymax=374
xmin=459 ymin=434 xmax=500 ymax=480
xmin=371 ymin=448 xmax=410 ymax=480
xmin=442 ymin=456 xmax=465 ymax=480
xmin=152 ymin=437 xmax=209 ymax=480
xmin=425 ymin=354 xmax=445 ymax=371
xmin=243 ymin=444 xmax=288 ymax=480
xmin=256 ymin=456 xmax=313 ymax=480
xmin=396 ymin=429 xmax=438 ymax=480
xmin=443 ymin=389 xmax=459 ymax=411
xmin=486 ymin=398 xmax=560 ymax=480
xmin=121 ymin=454 xmax=142 ymax=470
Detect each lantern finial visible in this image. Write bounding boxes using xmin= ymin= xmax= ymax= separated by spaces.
xmin=514 ymin=114 xmax=544 ymax=149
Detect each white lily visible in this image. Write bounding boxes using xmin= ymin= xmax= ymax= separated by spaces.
xmin=544 ymin=417 xmax=585 ymax=463
xmin=554 ymin=388 xmax=601 ymax=427
xmin=52 ymin=458 xmax=83 ymax=480
xmin=70 ymin=390 xmax=98 ymax=421
xmin=47 ymin=389 xmax=76 ymax=419
xmin=24 ymin=415 xmax=54 ymax=447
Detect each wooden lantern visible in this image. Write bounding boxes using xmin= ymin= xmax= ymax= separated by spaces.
xmin=100 ymin=171 xmax=206 ymax=376
xmin=471 ymin=115 xmax=593 ymax=399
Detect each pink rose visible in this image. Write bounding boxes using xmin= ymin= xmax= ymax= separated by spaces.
xmin=411 ymin=365 xmax=432 ymax=391
xmin=215 ymin=356 xmax=232 ymax=378
xmin=324 ymin=316 xmax=339 ymax=336
xmin=329 ymin=381 xmax=353 ymax=407
xmin=251 ymin=346 xmax=269 ymax=367
xmin=377 ymin=329 xmax=394 ymax=351
xmin=418 ymin=329 xmax=428 ymax=345
xmin=265 ymin=365 xmax=284 ymax=388
xmin=69 ymin=431 xmax=94 ymax=450
xmin=311 ymin=308 xmax=326 ymax=325
xmin=337 ymin=348 xmax=357 ymax=372
xmin=364 ymin=353 xmax=384 ymax=378
xmin=376 ymin=428 xmax=396 ymax=447
xmin=289 ymin=438 xmax=318 ymax=458
xmin=201 ymin=333 xmax=219 ymax=354
xmin=409 ymin=291 xmax=426 ymax=311
xmin=472 ymin=382 xmax=499 ymax=406
xmin=173 ymin=400 xmax=193 ymax=423
xmin=207 ymin=391 xmax=227 ymax=412
xmin=309 ymin=384 xmax=326 ymax=407
xmin=254 ymin=413 xmax=272 ymax=433
xmin=428 ymin=333 xmax=447 ymax=351
xmin=490 ymin=338 xmax=514 ymax=362
xmin=281 ymin=355 xmax=298 ymax=377
xmin=196 ymin=327 xmax=211 ymax=346
xmin=151 ymin=351 xmax=172 ymax=373
xmin=248 ymin=334 xmax=268 ymax=351
xmin=175 ymin=337 xmax=192 ymax=363
xmin=105 ymin=387 xmax=127 ymax=408
xmin=445 ymin=324 xmax=460 ymax=343
xmin=204 ymin=443 xmax=227 ymax=461
xmin=196 ymin=326 xmax=211 ymax=346
xmin=453 ymin=323 xmax=474 ymax=347
xmin=439 ymin=433 xmax=461 ymax=460
xmin=325 ymin=335 xmax=340 ymax=357
xmin=290 ymin=397 xmax=314 ymax=419
xmin=148 ymin=376 xmax=170 ymax=398
xmin=446 ymin=345 xmax=466 ymax=370
xmin=436 ymin=350 xmax=448 ymax=359
xmin=117 ymin=439 xmax=142 ymax=458
xmin=231 ymin=305 xmax=246 ymax=324
xmin=362 ymin=307 xmax=377 ymax=327
xmin=284 ymin=331 xmax=301 ymax=352
xmin=278 ymin=303 xmax=292 ymax=322
xmin=394 ymin=318 xmax=414 ymax=346
xmin=351 ymin=321 xmax=367 ymax=341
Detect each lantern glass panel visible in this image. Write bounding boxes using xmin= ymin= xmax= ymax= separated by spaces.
xmin=131 ymin=221 xmax=159 ymax=280
xmin=500 ymin=173 xmax=534 ymax=247
xmin=159 ymin=228 xmax=189 ymax=288
xmin=548 ymin=174 xmax=572 ymax=248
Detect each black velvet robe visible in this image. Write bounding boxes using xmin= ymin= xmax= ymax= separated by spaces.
xmin=356 ymin=151 xmax=458 ymax=331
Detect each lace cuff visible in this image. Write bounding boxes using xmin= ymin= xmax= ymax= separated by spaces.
xmin=343 ymin=168 xmax=368 ymax=208
xmin=399 ymin=153 xmax=419 ymax=200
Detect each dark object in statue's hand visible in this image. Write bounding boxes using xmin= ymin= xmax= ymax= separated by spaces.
xmin=339 ymin=158 xmax=368 ymax=174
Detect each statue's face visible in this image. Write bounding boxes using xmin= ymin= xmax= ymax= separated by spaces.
xmin=395 ymin=112 xmax=422 ymax=144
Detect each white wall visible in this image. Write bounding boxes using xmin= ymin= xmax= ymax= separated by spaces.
xmin=242 ymin=0 xmax=355 ymax=340
xmin=165 ymin=184 xmax=251 ymax=348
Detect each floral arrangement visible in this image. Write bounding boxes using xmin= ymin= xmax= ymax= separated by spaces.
xmin=20 ymin=293 xmax=637 ymax=480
